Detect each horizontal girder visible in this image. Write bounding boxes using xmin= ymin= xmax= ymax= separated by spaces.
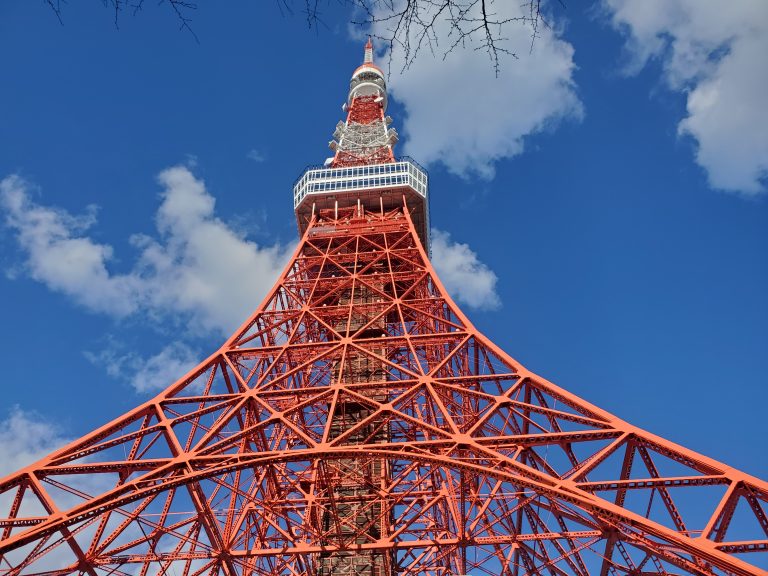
xmin=0 ymin=207 xmax=765 ymax=576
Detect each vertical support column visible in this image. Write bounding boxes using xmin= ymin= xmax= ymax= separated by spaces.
xmin=318 ymin=230 xmax=392 ymax=576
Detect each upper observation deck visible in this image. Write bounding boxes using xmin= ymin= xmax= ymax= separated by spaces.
xmin=293 ymin=157 xmax=430 ymax=249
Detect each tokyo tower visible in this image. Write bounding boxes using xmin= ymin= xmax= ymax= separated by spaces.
xmin=1 ymin=39 xmax=767 ymax=576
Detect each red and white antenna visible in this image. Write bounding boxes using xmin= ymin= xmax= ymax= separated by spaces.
xmin=330 ymin=38 xmax=396 ymax=167
xmin=363 ymin=35 xmax=374 ymax=63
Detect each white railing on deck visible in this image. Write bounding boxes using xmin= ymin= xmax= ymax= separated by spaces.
xmin=293 ymin=158 xmax=428 ymax=209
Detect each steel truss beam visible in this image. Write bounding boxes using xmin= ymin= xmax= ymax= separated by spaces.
xmin=0 ymin=207 xmax=765 ymax=576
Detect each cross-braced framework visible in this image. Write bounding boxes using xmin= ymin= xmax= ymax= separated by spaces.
xmin=1 ymin=39 xmax=766 ymax=576
xmin=332 ymin=95 xmax=395 ymax=168
xmin=0 ymin=206 xmax=766 ymax=576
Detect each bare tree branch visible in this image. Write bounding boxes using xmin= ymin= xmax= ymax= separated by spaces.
xmin=352 ymin=0 xmax=546 ymax=76
xmin=43 ymin=0 xmax=64 ymax=25
xmin=42 ymin=0 xmax=553 ymax=74
xmin=43 ymin=0 xmax=199 ymax=40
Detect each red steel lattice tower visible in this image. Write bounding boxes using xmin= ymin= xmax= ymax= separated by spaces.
xmin=1 ymin=40 xmax=767 ymax=576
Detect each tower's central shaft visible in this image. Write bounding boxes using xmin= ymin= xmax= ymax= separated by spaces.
xmin=309 ymin=38 xmax=414 ymax=576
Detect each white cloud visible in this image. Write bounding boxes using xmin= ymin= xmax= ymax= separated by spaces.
xmin=602 ymin=0 xmax=768 ymax=195
xmin=132 ymin=166 xmax=294 ymax=333
xmin=431 ymin=229 xmax=500 ymax=310
xmin=85 ymin=342 xmax=200 ymax=394
xmin=128 ymin=343 xmax=199 ymax=392
xmin=373 ymin=1 xmax=582 ymax=179
xmin=247 ymin=149 xmax=265 ymax=162
xmin=0 ymin=167 xmax=294 ymax=336
xmin=0 ymin=407 xmax=70 ymax=477
xmin=0 ymin=176 xmax=140 ymax=316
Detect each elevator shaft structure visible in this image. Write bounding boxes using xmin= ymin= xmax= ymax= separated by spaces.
xmin=0 ymin=40 xmax=767 ymax=576
xmin=307 ymin=40 xmax=408 ymax=575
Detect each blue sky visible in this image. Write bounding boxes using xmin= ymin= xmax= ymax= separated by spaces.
xmin=0 ymin=0 xmax=766 ymax=495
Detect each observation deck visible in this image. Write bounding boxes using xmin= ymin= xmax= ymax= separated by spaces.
xmin=293 ymin=157 xmax=430 ymax=249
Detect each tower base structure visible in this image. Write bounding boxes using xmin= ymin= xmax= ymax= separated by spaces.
xmin=0 ymin=205 xmax=766 ymax=576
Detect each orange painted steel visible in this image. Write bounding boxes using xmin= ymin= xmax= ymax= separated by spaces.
xmin=0 ymin=204 xmax=766 ymax=575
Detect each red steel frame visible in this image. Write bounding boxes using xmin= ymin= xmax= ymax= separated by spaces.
xmin=0 ymin=204 xmax=766 ymax=575
xmin=332 ymin=94 xmax=395 ymax=168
